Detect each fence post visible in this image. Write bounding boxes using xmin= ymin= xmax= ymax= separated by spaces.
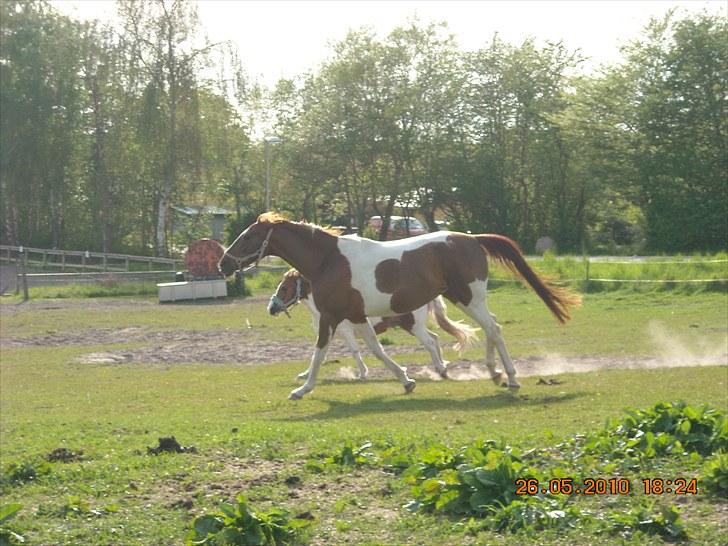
xmin=125 ymin=257 xmax=129 ymax=272
xmin=585 ymin=257 xmax=590 ymax=282
xmin=103 ymin=254 xmax=108 ymax=272
xmin=20 ymin=247 xmax=28 ymax=301
xmin=14 ymin=249 xmax=20 ymax=295
xmin=61 ymin=251 xmax=66 ymax=272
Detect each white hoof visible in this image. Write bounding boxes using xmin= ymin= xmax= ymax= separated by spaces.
xmin=490 ymin=371 xmax=505 ymax=386
xmin=404 ymin=379 xmax=416 ymax=394
xmin=288 ymin=388 xmax=307 ymax=400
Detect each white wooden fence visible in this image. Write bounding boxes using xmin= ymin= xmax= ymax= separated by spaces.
xmin=0 ymin=245 xmax=182 ymax=273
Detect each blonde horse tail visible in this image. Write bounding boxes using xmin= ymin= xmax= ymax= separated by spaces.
xmin=429 ymin=296 xmax=480 ymax=354
xmin=475 ymin=234 xmax=582 ymax=324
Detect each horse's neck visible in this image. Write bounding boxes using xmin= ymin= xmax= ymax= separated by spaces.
xmin=270 ymin=223 xmax=335 ymax=281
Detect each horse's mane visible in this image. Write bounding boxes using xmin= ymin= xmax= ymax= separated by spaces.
xmin=258 ymin=212 xmax=288 ymax=224
xmin=257 ymin=213 xmax=342 ymax=236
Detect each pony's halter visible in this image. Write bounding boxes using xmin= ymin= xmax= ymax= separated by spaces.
xmin=268 ymin=277 xmax=304 ymax=318
xmin=223 ymin=228 xmax=273 ymax=272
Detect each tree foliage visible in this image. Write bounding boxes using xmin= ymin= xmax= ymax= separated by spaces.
xmin=1 ymin=3 xmax=725 ymax=254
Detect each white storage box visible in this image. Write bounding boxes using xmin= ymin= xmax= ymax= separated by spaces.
xmin=157 ymin=279 xmax=227 ymax=302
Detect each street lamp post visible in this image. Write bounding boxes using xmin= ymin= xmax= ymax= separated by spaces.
xmin=264 ymin=135 xmax=282 ymax=211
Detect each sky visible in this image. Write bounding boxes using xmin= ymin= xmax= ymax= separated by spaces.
xmin=51 ymin=0 xmax=725 ymax=87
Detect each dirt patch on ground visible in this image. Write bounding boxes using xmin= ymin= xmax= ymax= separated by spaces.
xmin=0 ymin=297 xmax=158 ymax=317
xmin=1 ymin=321 xmax=421 ymax=366
xmin=147 ymin=436 xmax=198 ymax=455
xmin=46 ymin=447 xmax=84 ymax=463
xmin=3 ymin=297 xmax=725 ymax=376
xmin=67 ymin=331 xmax=419 ymax=366
xmin=3 ymin=318 xmax=724 ymax=376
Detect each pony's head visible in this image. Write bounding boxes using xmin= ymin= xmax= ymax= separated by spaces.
xmin=218 ymin=213 xmax=284 ymax=277
xmin=267 ymin=269 xmax=310 ymax=316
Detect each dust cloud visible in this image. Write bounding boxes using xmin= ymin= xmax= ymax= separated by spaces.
xmin=518 ymin=320 xmax=726 ymax=378
xmin=334 ymin=321 xmax=726 ymax=383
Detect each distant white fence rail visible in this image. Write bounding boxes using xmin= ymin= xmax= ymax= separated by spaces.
xmin=0 ymin=245 xmax=291 ymax=295
xmin=0 ymin=244 xmax=182 ymax=272
xmin=1 ymin=245 xmax=726 ymax=294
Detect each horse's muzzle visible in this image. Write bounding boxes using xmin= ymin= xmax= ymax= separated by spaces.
xmin=217 ymin=255 xmax=237 ymax=279
xmin=267 ymin=295 xmax=288 ymax=316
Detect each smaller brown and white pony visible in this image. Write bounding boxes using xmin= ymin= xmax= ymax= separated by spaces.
xmin=267 ymin=268 xmax=479 ymax=380
xmin=219 ymin=213 xmax=581 ymax=400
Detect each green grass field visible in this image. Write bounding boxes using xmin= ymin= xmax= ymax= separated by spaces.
xmin=1 ymin=285 xmax=726 ymax=545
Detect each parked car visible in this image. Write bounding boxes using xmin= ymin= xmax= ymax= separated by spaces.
xmin=368 ymin=215 xmax=428 ymax=240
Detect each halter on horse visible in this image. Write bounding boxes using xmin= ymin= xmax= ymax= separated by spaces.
xmin=219 ymin=212 xmax=581 ymax=400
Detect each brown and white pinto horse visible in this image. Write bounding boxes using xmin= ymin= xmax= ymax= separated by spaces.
xmin=267 ymin=268 xmax=479 ymax=380
xmin=219 ymin=213 xmax=581 ymax=400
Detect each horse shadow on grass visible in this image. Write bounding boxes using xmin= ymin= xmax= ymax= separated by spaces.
xmin=274 ymin=390 xmax=588 ymax=422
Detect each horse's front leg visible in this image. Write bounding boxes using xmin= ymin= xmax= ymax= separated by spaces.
xmin=289 ymin=315 xmax=338 ymax=400
xmin=352 ymin=321 xmax=416 ymax=394
xmin=297 ymin=308 xmax=323 ymax=380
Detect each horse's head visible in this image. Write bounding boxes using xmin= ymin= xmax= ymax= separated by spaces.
xmin=267 ymin=269 xmax=309 ymax=316
xmin=218 ymin=216 xmax=276 ymax=277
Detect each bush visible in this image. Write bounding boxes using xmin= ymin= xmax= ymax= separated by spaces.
xmin=187 ymin=495 xmax=311 ymax=546
xmin=700 ymin=451 xmax=728 ymax=498
xmin=607 ymin=502 xmax=687 ymax=540
xmin=226 ymin=272 xmax=251 ymax=298
xmin=485 ymin=497 xmax=583 ymax=532
xmin=404 ymin=442 xmax=544 ymax=518
xmin=1 ymin=459 xmax=51 ymax=487
xmin=327 ymin=441 xmax=376 ymax=468
xmin=572 ymin=401 xmax=727 ymax=466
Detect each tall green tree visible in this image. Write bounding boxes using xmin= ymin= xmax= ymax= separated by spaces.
xmin=624 ymin=12 xmax=727 ymax=251
xmin=455 ymin=37 xmax=581 ymax=248
xmin=1 ymin=0 xmax=86 ymax=247
xmin=117 ymin=0 xmax=210 ymax=256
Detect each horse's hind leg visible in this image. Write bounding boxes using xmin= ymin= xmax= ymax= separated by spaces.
xmin=485 ymin=313 xmax=504 ymax=383
xmin=457 ymin=282 xmax=519 ymax=391
xmin=340 ymin=323 xmax=368 ymax=379
xmin=352 ymin=321 xmax=416 ymax=394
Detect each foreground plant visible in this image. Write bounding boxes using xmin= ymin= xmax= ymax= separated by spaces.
xmin=187 ymin=495 xmax=311 ymax=546
xmin=0 ymin=503 xmax=25 ymax=545
xmin=566 ymin=401 xmax=727 ymax=469
xmin=403 ymin=442 xmax=544 ymax=517
xmin=607 ymin=502 xmax=687 ymax=541
xmin=700 ymin=451 xmax=728 ymax=498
